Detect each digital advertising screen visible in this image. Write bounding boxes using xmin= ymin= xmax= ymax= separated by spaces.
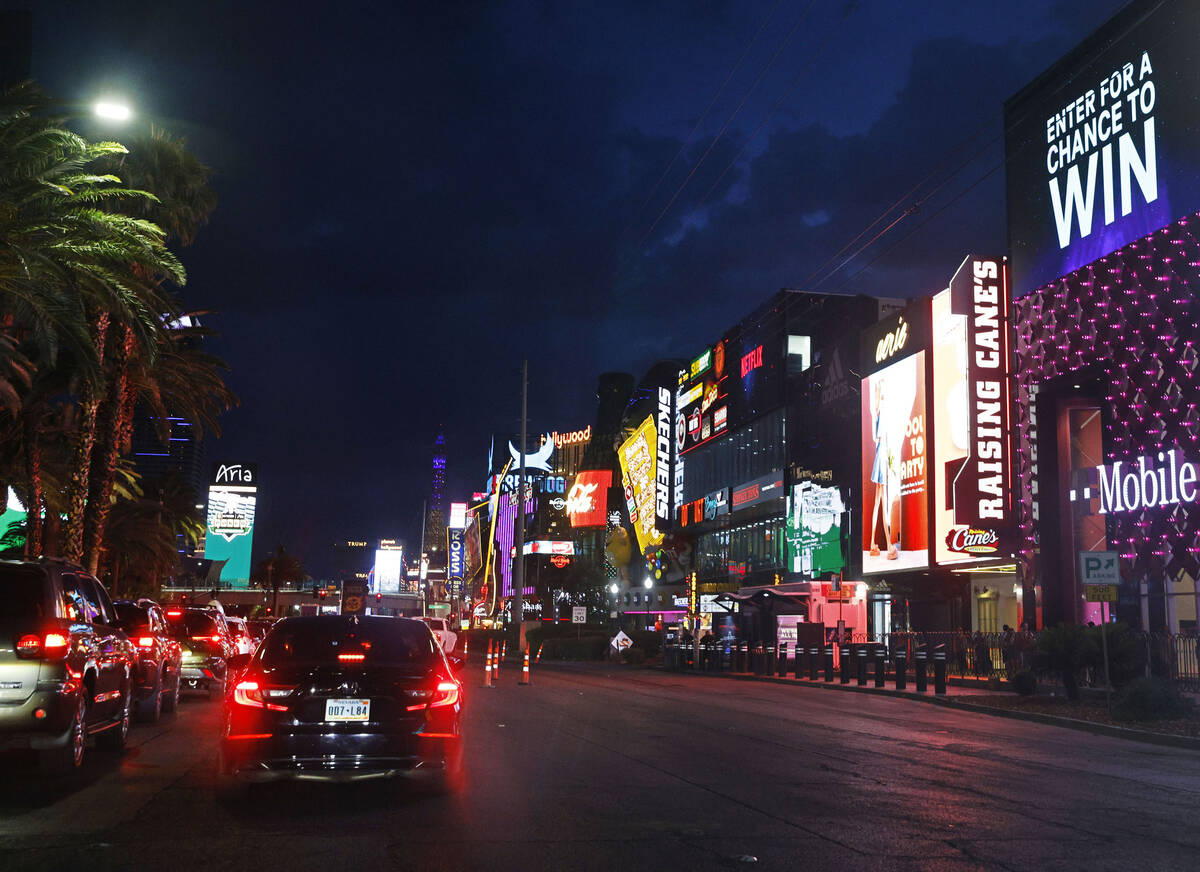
xmin=204 ymin=463 xmax=258 ymax=586
xmin=1005 ymin=0 xmax=1200 ymax=296
xmin=618 ymin=416 xmax=665 ymax=553
xmin=786 ymin=479 xmax=846 ymax=577
xmin=677 ymin=341 xmax=729 ymax=455
xmin=931 ymin=258 xmax=1014 ymax=565
xmin=567 ymin=469 xmax=612 ymax=528
xmin=373 ymin=547 xmax=403 ymax=594
xmin=860 ymin=352 xmax=929 ymax=575
xmin=728 ymin=323 xmax=784 ymax=429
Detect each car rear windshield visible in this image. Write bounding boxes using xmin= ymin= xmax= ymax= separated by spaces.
xmin=166 ymin=612 xmax=219 ymax=636
xmin=260 ymin=618 xmax=438 ymax=666
xmin=0 ymin=566 xmax=50 ymax=621
xmin=113 ymin=602 xmax=149 ymax=629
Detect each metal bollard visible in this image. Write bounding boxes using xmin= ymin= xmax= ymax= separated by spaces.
xmin=915 ymin=646 xmax=927 ymax=693
xmin=895 ymin=651 xmax=907 ymax=690
xmin=823 ymin=645 xmax=834 ymax=682
xmin=767 ymin=643 xmax=776 ymax=675
xmin=840 ymin=645 xmax=852 ymax=684
xmin=753 ymin=644 xmax=764 ymax=675
xmin=874 ymin=649 xmax=886 ymax=687
xmin=934 ymin=644 xmax=947 ymax=695
xmin=778 ymin=642 xmax=789 ymax=677
xmin=738 ymin=642 xmax=748 ymax=673
xmin=810 ymin=646 xmax=820 ymax=681
xmin=856 ymin=647 xmax=868 ymax=686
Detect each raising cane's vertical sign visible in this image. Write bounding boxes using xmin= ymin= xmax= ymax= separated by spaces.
xmin=939 ymin=255 xmax=1013 ymax=561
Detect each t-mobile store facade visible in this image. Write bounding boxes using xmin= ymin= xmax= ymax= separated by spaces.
xmin=1005 ymin=0 xmax=1200 ymax=632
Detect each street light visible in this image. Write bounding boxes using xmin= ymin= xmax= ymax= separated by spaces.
xmin=608 ymin=583 xmax=619 ymax=595
xmin=93 ymin=100 xmax=132 ymax=121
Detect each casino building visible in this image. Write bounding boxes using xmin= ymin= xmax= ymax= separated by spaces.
xmin=1004 ymin=0 xmax=1200 ymax=632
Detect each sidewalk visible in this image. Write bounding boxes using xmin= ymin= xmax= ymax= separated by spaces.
xmin=655 ymin=661 xmax=1200 ymax=751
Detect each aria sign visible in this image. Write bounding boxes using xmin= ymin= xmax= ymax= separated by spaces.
xmin=1070 ymin=450 xmax=1200 ymax=514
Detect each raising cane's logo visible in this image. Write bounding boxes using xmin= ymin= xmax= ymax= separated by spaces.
xmin=945 ymin=527 xmax=1000 ymax=554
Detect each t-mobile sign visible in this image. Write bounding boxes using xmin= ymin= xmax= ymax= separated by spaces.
xmin=1004 ymin=0 xmax=1200 ymax=296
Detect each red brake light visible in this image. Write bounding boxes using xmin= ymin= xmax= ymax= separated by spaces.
xmin=232 ymin=678 xmax=291 ymax=711
xmin=17 ymin=632 xmax=69 ymax=660
xmin=407 ymin=680 xmax=460 ymax=711
xmin=337 ymin=652 xmax=365 ymax=663
xmin=191 ymin=635 xmax=220 ymax=643
xmin=166 ymin=610 xmax=183 ymax=617
xmin=136 ymin=636 xmax=155 ymax=648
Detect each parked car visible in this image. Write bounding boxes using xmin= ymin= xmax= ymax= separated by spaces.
xmin=224 ymin=616 xmax=256 ymax=656
xmin=0 ymin=559 xmax=136 ymax=771
xmin=418 ymin=616 xmax=458 ymax=654
xmin=165 ymin=606 xmax=234 ymax=700
xmin=218 ymin=615 xmax=465 ymax=791
xmin=112 ymin=599 xmax=183 ymax=722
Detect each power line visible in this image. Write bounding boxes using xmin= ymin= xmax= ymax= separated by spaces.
xmin=637 ymin=0 xmax=816 ymax=249
xmin=620 ymin=0 xmax=784 ymax=243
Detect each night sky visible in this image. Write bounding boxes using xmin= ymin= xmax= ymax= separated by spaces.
xmin=10 ymin=0 xmax=1127 ymax=576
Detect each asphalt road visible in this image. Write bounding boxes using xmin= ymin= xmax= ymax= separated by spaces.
xmin=2 ymin=663 xmax=1198 ymax=872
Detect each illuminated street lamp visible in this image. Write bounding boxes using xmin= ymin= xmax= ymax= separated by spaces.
xmin=92 ymin=99 xmax=132 ymax=121
xmin=608 ymin=583 xmax=618 ymax=595
xmin=643 ymin=577 xmax=653 ymax=589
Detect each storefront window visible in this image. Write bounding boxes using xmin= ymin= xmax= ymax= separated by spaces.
xmin=682 ymin=408 xmax=785 ymax=503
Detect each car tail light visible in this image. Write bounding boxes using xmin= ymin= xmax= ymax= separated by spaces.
xmin=232 ymin=678 xmax=292 ymax=711
xmin=165 ymin=610 xmax=183 ymax=617
xmin=191 ymin=635 xmax=221 ymax=644
xmin=136 ymin=636 xmax=155 ymax=648
xmin=337 ymin=652 xmax=365 ymax=663
xmin=16 ymin=632 xmax=70 ymax=660
xmin=407 ymin=680 xmax=460 ymax=711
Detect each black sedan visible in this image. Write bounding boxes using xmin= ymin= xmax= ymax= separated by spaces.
xmin=218 ymin=615 xmax=464 ymax=790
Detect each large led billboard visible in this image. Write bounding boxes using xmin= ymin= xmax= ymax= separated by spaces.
xmin=373 ymin=547 xmax=403 ymax=594
xmin=677 ymin=341 xmax=730 ymax=455
xmin=931 ymin=258 xmax=1014 ymax=565
xmin=786 ymin=478 xmax=846 ymax=577
xmin=1005 ymin=0 xmax=1200 ymax=296
xmin=618 ymin=416 xmax=665 ymax=553
xmin=567 ymin=469 xmax=612 ymax=528
xmin=860 ymin=351 xmax=929 ymax=574
xmin=204 ymin=463 xmax=257 ymax=586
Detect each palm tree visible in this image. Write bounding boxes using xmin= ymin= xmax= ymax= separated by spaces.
xmin=251 ymin=547 xmax=310 ymax=616
xmin=0 ymin=84 xmax=187 ymax=561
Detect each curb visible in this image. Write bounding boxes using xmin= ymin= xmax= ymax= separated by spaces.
xmin=658 ymin=666 xmax=1200 ymax=752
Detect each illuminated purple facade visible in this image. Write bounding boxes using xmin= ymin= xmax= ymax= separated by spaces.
xmin=1012 ymin=214 xmax=1200 ymax=631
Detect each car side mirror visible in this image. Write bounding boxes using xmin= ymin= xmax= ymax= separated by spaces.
xmin=228 ymin=652 xmax=252 ymax=674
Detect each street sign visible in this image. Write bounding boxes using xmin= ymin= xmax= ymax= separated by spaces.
xmin=610 ymin=630 xmax=633 ymax=650
xmin=571 ymin=606 xmax=587 ymax=624
xmin=341 ymin=579 xmax=368 ymax=616
xmin=1085 ymin=584 xmax=1118 ymax=603
xmin=1079 ymin=551 xmax=1120 ymax=586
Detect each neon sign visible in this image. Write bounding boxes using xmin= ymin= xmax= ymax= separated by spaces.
xmin=740 ymin=344 xmax=763 ymax=378
xmin=1082 ymin=450 xmax=1199 ymax=514
xmin=874 ymin=318 xmax=909 ymax=364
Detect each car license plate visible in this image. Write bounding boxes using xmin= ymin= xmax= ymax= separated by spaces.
xmin=324 ymin=698 xmax=370 ymax=721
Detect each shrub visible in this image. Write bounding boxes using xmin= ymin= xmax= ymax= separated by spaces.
xmin=621 ymin=648 xmax=646 ymax=666
xmin=1111 ymin=677 xmax=1194 ymax=722
xmin=1010 ymin=670 xmax=1038 ymax=696
xmin=1037 ymin=623 xmax=1096 ymax=700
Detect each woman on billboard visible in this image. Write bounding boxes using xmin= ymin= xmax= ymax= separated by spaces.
xmin=868 ymin=379 xmax=898 ymax=560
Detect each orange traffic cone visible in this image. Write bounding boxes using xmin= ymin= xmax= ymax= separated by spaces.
xmin=519 ymin=645 xmax=531 ymax=686
xmin=463 ymin=637 xmax=469 ymax=661
xmin=484 ymin=639 xmax=494 ymax=688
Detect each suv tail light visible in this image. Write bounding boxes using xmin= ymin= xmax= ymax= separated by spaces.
xmin=191 ymin=635 xmax=221 ymax=644
xmin=16 ymin=632 xmax=69 ymax=661
xmin=406 ymin=680 xmax=460 ymax=711
xmin=232 ymin=678 xmax=293 ymax=711
xmin=136 ymin=636 xmax=156 ymax=648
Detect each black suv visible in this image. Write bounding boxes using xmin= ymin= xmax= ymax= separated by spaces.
xmin=0 ymin=559 xmax=136 ymax=770
xmin=165 ymin=606 xmax=234 ymax=699
xmin=113 ymin=599 xmax=183 ymax=722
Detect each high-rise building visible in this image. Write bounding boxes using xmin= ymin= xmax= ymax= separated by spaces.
xmin=422 ymin=430 xmax=447 ymax=554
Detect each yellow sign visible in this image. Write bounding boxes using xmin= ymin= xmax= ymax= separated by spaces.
xmin=1084 ymin=584 xmax=1118 ymax=602
xmin=618 ymin=416 xmax=664 ymax=553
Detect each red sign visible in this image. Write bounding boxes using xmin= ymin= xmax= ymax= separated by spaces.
xmin=567 ymin=469 xmax=612 ymax=528
xmin=549 ymin=554 xmax=571 ymax=568
xmin=740 ymin=344 xmax=763 ymax=378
